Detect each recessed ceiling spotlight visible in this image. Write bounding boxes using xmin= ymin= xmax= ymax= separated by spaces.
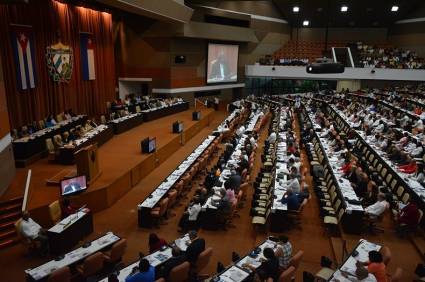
xmin=341 ymin=5 xmax=348 ymax=12
xmin=391 ymin=5 xmax=399 ymax=12
xmin=293 ymin=6 xmax=300 ymax=13
xmin=303 ymin=20 xmax=309 ymax=26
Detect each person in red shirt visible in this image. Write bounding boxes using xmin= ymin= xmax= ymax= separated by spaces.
xmin=61 ymin=198 xmax=78 ymax=218
xmin=399 ymin=158 xmax=417 ymax=174
xmin=366 ymin=251 xmax=388 ymax=282
xmin=148 ymin=233 xmax=167 ymax=254
xmin=396 ymin=200 xmax=421 ymax=233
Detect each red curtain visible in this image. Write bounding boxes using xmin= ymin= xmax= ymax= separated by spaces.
xmin=0 ymin=0 xmax=115 ymax=129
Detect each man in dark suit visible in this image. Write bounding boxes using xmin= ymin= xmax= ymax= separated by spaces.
xmin=210 ymin=50 xmax=231 ymax=81
xmin=159 ymin=247 xmax=186 ymax=279
xmin=239 ymin=154 xmax=249 ymax=172
xmin=185 ymin=230 xmax=205 ymax=264
xmin=226 ymin=169 xmax=242 ymax=191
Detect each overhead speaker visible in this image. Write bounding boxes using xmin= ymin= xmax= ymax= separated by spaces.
xmin=175 ymin=55 xmax=186 ymax=64
xmin=306 ymin=63 xmax=345 ymax=74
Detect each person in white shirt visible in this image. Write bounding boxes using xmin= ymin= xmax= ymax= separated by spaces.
xmin=281 ymin=177 xmax=301 ymax=194
xmin=399 ymin=114 xmax=410 ymax=128
xmin=178 ymin=198 xmax=202 ymax=232
xmin=236 ymin=125 xmax=245 ymax=137
xmin=413 ymin=119 xmax=424 ymax=134
xmin=412 ymin=162 xmax=425 ymax=185
xmin=410 ymin=143 xmax=424 ymax=158
xmin=365 ymin=194 xmax=388 ymax=218
xmin=19 ymin=211 xmax=49 ymax=255
xmin=267 ymin=132 xmax=277 ymax=144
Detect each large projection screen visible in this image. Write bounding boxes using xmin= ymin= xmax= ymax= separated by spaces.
xmin=207 ymin=43 xmax=239 ymax=84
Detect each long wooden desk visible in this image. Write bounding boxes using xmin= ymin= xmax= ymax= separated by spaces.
xmin=25 ymin=232 xmax=119 ymax=281
xmin=13 ymin=115 xmax=87 ymax=162
xmin=57 ymin=125 xmax=114 ymax=164
xmin=47 ymin=210 xmax=93 ymax=255
xmin=328 ymin=239 xmax=381 ymax=282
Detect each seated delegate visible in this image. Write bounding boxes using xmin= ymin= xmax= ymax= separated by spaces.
xmin=125 ymin=258 xmax=155 ymax=282
xmin=185 ymin=230 xmax=205 ymax=264
xmin=242 ymin=247 xmax=280 ymax=281
xmin=19 ymin=211 xmax=49 ymax=256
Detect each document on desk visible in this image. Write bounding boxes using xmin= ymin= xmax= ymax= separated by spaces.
xmin=219 ymin=266 xmax=250 ymax=282
xmin=48 ymin=211 xmax=86 ymax=233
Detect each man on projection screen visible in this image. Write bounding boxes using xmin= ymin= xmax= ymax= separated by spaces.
xmin=210 ymin=49 xmax=231 ymax=81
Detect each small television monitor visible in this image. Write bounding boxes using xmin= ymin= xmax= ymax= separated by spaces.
xmin=148 ymin=137 xmax=156 ymax=153
xmin=61 ymin=175 xmax=87 ymax=196
xmin=142 ymin=137 xmax=156 ymax=153
xmin=173 ymin=121 xmax=183 ymax=133
xmin=192 ymin=111 xmax=201 ymax=121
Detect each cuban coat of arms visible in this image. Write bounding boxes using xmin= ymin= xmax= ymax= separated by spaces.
xmin=46 ymin=42 xmax=73 ymax=82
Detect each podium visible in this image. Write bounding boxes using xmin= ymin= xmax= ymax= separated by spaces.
xmin=74 ymin=144 xmax=101 ymax=183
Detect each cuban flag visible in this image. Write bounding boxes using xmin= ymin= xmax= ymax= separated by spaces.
xmin=11 ymin=26 xmax=36 ymax=90
xmin=80 ymin=33 xmax=96 ymax=80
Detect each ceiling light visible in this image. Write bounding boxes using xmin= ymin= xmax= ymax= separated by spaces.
xmin=293 ymin=6 xmax=299 ymax=12
xmin=303 ymin=20 xmax=309 ymax=26
xmin=341 ymin=5 xmax=348 ymax=12
xmin=391 ymin=5 xmax=399 ymax=12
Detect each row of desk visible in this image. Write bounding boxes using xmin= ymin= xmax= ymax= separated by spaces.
xmin=210 ymin=238 xmax=280 ymax=282
xmin=13 ymin=102 xmax=190 ymax=164
xmin=138 ymin=135 xmax=216 ymax=227
xmin=329 ymin=239 xmax=381 ymax=282
xmin=109 ymin=102 xmax=189 ymax=134
xmin=57 ymin=125 xmax=114 ymax=164
xmin=211 ymin=237 xmax=381 ymax=282
xmin=47 ymin=210 xmax=94 ymax=255
xmin=13 ymin=115 xmax=87 ymax=161
xmin=303 ymin=105 xmax=365 ymax=234
xmin=98 ymin=233 xmax=191 ymax=282
xmin=200 ymin=111 xmax=264 ymax=230
xmin=325 ymin=101 xmax=425 ymax=211
xmin=25 ymin=231 xmax=117 ymax=281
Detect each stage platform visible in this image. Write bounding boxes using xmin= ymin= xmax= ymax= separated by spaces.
xmin=1 ymin=107 xmax=220 ymax=227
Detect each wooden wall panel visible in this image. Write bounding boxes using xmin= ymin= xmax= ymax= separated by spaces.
xmin=106 ymin=172 xmax=132 ymax=206
xmin=156 ymin=136 xmax=181 ymax=165
xmin=139 ymin=153 xmax=156 ymax=179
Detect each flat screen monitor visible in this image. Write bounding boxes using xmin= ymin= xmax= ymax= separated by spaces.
xmin=148 ymin=137 xmax=156 ymax=153
xmin=61 ymin=175 xmax=87 ymax=196
xmin=207 ymin=43 xmax=239 ymax=84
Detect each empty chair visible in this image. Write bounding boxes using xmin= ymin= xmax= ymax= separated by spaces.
xmin=56 ymin=114 xmax=63 ymax=122
xmin=273 ymin=266 xmax=296 ymax=282
xmin=48 ymin=200 xmax=62 ymax=225
xmin=103 ymin=238 xmax=127 ymax=265
xmin=168 ymin=261 xmax=190 ymax=282
xmin=100 ymin=115 xmax=107 ymax=124
xmin=47 ymin=266 xmax=71 ymax=282
xmin=380 ymin=246 xmax=391 ymax=266
xmin=193 ymin=247 xmax=213 ymax=276
xmin=150 ymin=198 xmax=169 ymax=227
xmin=289 ymin=250 xmax=304 ymax=270
xmin=38 ymin=120 xmax=45 ymax=129
xmin=76 ymin=252 xmax=105 ymax=278
xmin=45 ymin=138 xmax=56 ymax=161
